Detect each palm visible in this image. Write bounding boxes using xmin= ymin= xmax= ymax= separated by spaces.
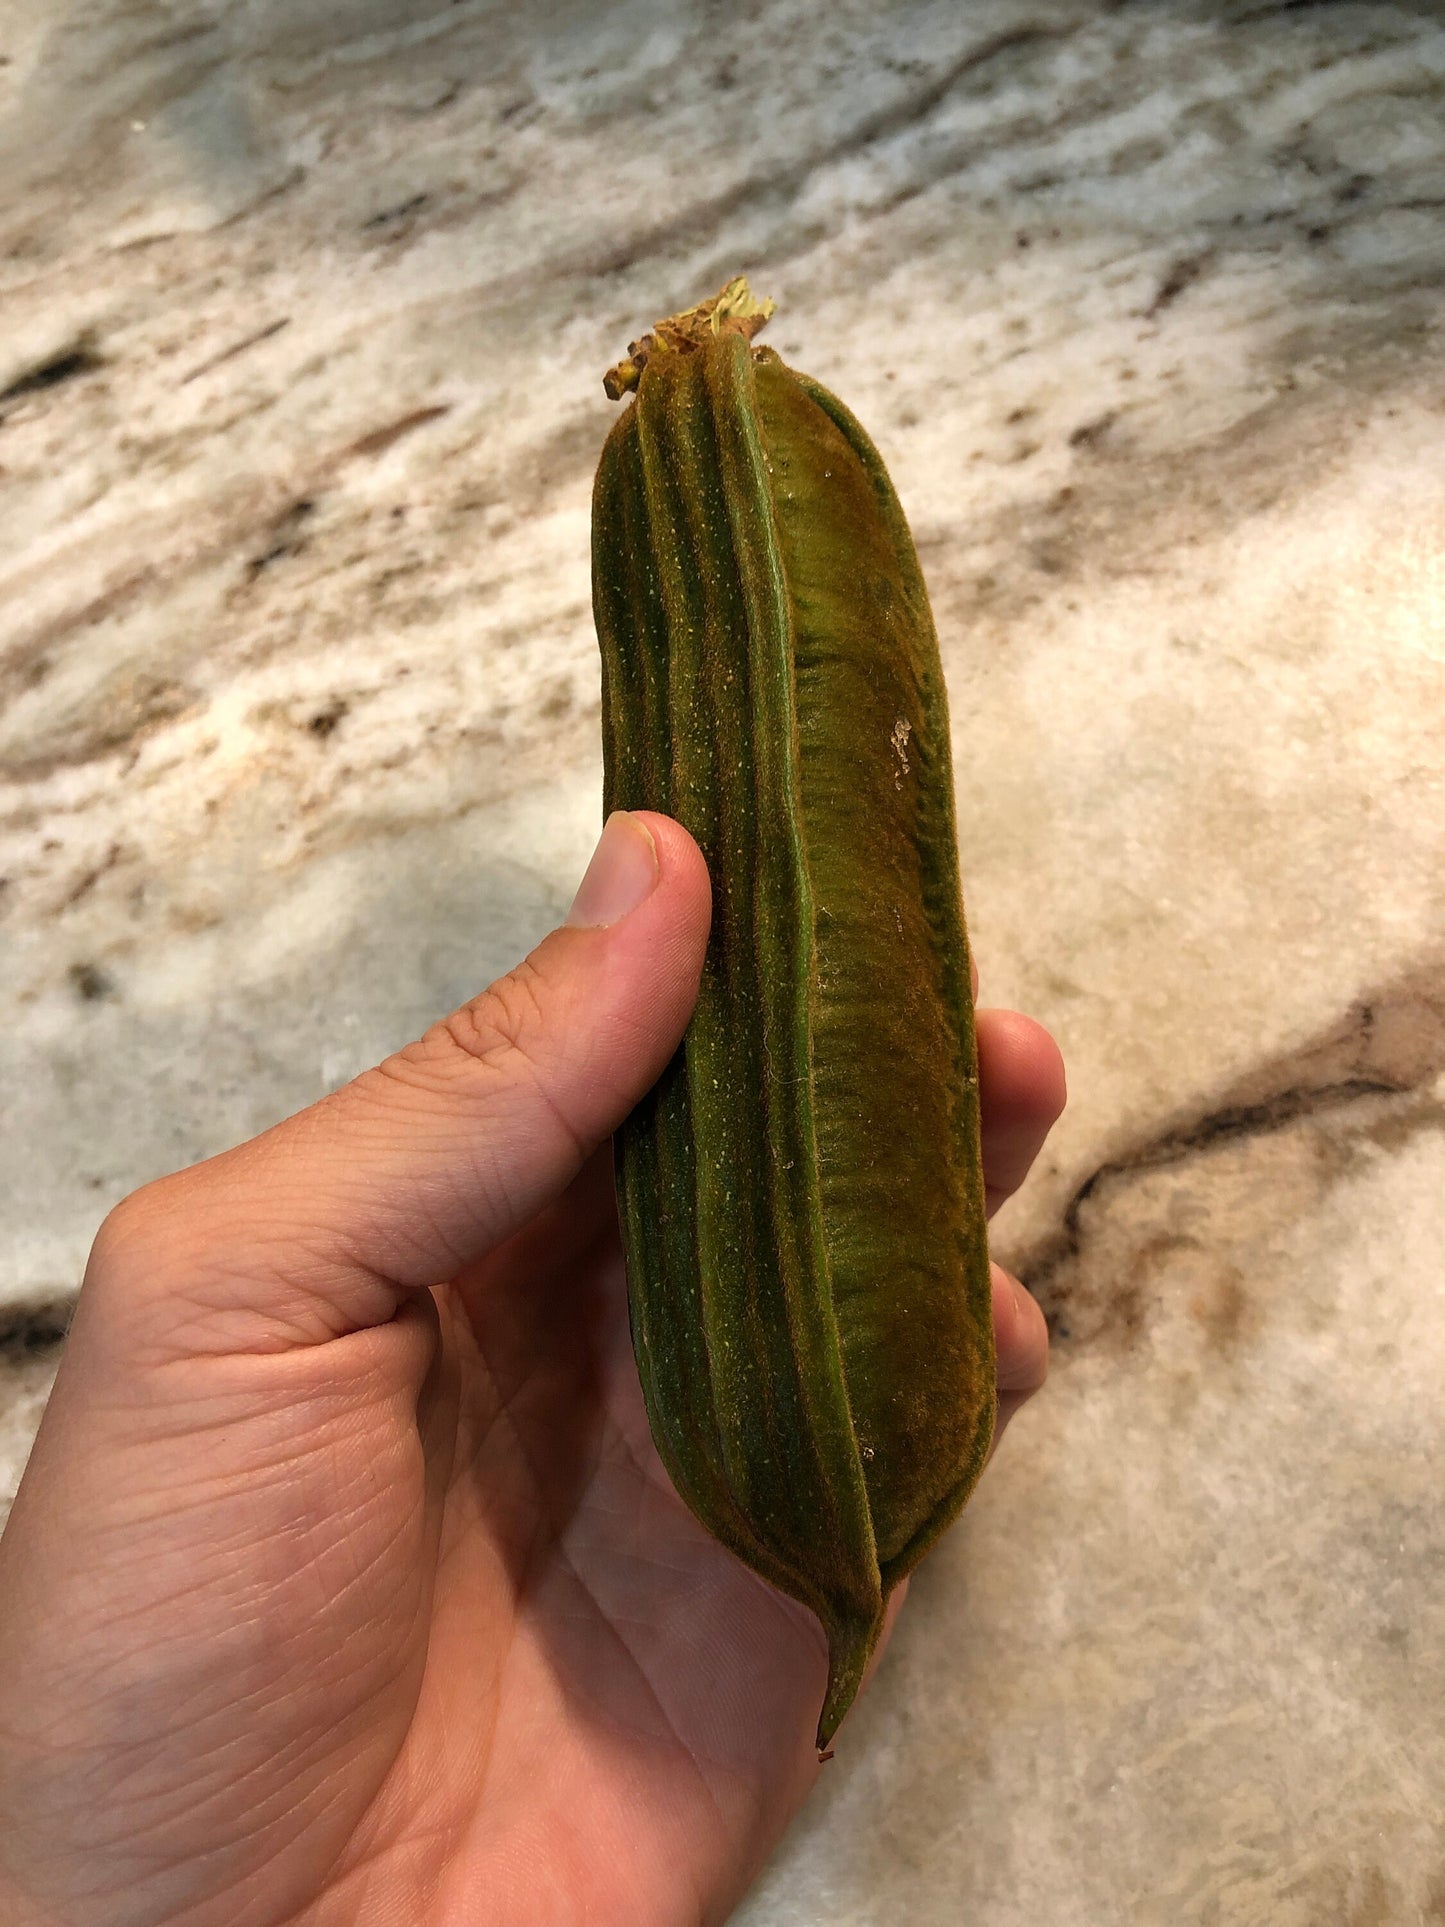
xmin=308 ymin=1150 xmax=826 ymax=1924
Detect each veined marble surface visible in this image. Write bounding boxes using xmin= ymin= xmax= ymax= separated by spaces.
xmin=2 ymin=1 xmax=1444 ymax=1919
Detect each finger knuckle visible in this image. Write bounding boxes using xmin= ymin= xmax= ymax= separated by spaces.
xmin=84 ymin=1176 xmax=197 ymax=1319
xmin=441 ymin=959 xmax=549 ymax=1073
xmin=367 ymin=960 xmax=551 ymax=1107
xmin=437 ymin=961 xmax=587 ymax=1164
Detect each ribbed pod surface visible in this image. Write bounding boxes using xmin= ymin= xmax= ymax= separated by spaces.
xmin=592 ymin=302 xmax=994 ymax=1748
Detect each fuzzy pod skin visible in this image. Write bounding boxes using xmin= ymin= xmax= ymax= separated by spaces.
xmin=591 ymin=290 xmax=994 ymax=1750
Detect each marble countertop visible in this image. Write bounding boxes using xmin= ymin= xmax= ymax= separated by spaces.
xmin=3 ymin=1 xmax=1443 ymax=1919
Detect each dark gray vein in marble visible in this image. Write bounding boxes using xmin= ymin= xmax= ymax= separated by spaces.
xmin=1021 ymin=958 xmax=1445 ymax=1344
xmin=0 ymin=1298 xmax=71 ymax=1361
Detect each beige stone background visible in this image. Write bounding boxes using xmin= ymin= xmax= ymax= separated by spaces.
xmin=1 ymin=1 xmax=1443 ymax=1920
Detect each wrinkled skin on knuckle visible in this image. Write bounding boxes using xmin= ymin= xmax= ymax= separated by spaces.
xmin=441 ymin=959 xmax=551 ymax=1078
xmin=367 ymin=959 xmax=555 ymax=1116
xmin=429 ymin=962 xmax=589 ymax=1164
xmin=352 ymin=958 xmax=586 ymax=1239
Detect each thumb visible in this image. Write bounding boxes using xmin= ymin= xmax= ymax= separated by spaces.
xmin=91 ymin=811 xmax=711 ymax=1355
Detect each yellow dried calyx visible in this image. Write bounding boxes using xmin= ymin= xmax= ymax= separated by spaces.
xmin=602 ymin=275 xmax=776 ymax=399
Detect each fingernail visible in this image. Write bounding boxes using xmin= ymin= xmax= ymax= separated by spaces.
xmin=566 ymin=812 xmax=660 ymax=928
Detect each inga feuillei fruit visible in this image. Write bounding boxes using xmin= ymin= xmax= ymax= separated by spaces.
xmin=591 ymin=278 xmax=994 ymax=1751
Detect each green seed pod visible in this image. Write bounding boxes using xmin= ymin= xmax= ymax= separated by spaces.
xmin=591 ymin=280 xmax=993 ymax=1750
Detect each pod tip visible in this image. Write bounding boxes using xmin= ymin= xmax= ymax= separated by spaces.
xmin=814 ymin=1604 xmax=886 ymax=1753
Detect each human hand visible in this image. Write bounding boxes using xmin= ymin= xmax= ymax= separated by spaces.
xmin=0 ymin=811 xmax=1064 ymax=1927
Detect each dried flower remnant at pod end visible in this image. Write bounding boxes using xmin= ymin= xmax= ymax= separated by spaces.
xmin=602 ymin=275 xmax=777 ymax=399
